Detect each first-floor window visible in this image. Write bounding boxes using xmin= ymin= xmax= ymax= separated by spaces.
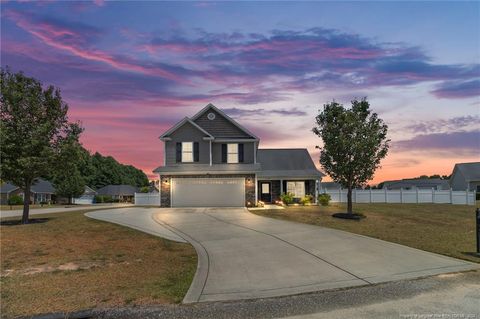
xmin=227 ymin=143 xmax=239 ymax=163
xmin=287 ymin=181 xmax=305 ymax=198
xmin=182 ymin=142 xmax=193 ymax=162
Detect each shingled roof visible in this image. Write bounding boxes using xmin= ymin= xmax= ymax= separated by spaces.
xmin=257 ymin=149 xmax=324 ymax=179
xmin=0 ymin=179 xmax=55 ymax=194
xmin=453 ymin=162 xmax=480 ymax=181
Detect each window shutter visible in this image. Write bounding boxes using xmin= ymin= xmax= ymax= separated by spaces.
xmin=193 ymin=142 xmax=199 ymax=162
xmin=221 ymin=144 xmax=227 ymax=163
xmin=176 ymin=142 xmax=182 ymax=163
xmin=238 ymin=143 xmax=244 ymax=163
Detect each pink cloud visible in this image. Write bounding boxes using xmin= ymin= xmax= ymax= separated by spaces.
xmin=4 ymin=9 xmax=184 ymax=82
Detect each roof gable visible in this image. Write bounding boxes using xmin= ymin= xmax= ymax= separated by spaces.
xmin=0 ymin=182 xmax=19 ymax=194
xmin=454 ymin=162 xmax=480 ymax=181
xmin=191 ymin=104 xmax=258 ymax=139
xmin=160 ymin=117 xmax=213 ymax=140
xmin=31 ymin=179 xmax=55 ymax=193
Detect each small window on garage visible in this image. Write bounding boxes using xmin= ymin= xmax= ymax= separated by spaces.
xmin=182 ymin=142 xmax=193 ymax=162
xmin=287 ymin=181 xmax=305 ymax=198
xmin=227 ymin=143 xmax=239 ymax=163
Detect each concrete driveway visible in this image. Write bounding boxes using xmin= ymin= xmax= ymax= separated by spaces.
xmin=86 ymin=207 xmax=477 ymax=303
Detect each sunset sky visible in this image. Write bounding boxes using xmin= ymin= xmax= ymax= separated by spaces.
xmin=1 ymin=1 xmax=479 ymax=183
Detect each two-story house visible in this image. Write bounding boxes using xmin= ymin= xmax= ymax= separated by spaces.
xmin=154 ymin=104 xmax=324 ymax=207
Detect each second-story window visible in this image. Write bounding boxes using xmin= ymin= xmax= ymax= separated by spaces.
xmin=222 ymin=143 xmax=244 ymax=163
xmin=182 ymin=142 xmax=193 ymax=162
xmin=176 ymin=142 xmax=199 ymax=163
xmin=227 ymin=143 xmax=238 ymax=163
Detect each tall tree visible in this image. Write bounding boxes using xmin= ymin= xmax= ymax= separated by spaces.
xmin=313 ymin=98 xmax=390 ymax=215
xmin=0 ymin=69 xmax=81 ymax=223
xmin=51 ymin=123 xmax=85 ymax=204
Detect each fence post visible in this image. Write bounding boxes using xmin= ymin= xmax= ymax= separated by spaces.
xmin=400 ymin=188 xmax=403 ymax=203
xmin=416 ymin=188 xmax=419 ymax=203
xmin=354 ymin=189 xmax=356 ymax=203
xmin=432 ymin=188 xmax=435 ymax=204
xmin=384 ymin=188 xmax=387 ymax=203
xmin=450 ymin=188 xmax=453 ymax=204
xmin=476 ymin=208 xmax=480 ymax=254
xmin=339 ymin=188 xmax=342 ymax=202
xmin=369 ymin=189 xmax=372 ymax=203
xmin=466 ymin=190 xmax=469 ymax=205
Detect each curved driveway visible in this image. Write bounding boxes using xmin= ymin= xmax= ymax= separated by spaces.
xmin=86 ymin=207 xmax=477 ymax=303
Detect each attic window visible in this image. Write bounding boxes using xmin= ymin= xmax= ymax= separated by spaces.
xmin=207 ymin=112 xmax=216 ymax=120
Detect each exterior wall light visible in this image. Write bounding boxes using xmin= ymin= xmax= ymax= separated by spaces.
xmin=246 ymin=177 xmax=252 ymax=183
xmin=163 ymin=178 xmax=170 ymax=185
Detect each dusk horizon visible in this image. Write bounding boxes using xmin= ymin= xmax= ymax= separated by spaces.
xmin=2 ymin=1 xmax=479 ymax=184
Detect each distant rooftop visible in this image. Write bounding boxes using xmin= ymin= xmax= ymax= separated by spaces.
xmin=453 ymin=162 xmax=480 ymax=181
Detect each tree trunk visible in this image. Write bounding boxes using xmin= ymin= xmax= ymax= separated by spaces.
xmin=22 ymin=182 xmax=31 ymax=224
xmin=347 ymin=185 xmax=353 ymax=214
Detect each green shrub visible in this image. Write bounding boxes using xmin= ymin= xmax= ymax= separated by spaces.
xmin=280 ymin=192 xmax=294 ymax=205
xmin=318 ymin=193 xmax=331 ymax=206
xmin=94 ymin=195 xmax=113 ymax=203
xmin=7 ymin=194 xmax=23 ymax=206
xmin=300 ymin=195 xmax=313 ymax=205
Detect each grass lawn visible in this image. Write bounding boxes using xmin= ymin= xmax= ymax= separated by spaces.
xmin=0 ymin=204 xmax=79 ymax=210
xmin=0 ymin=210 xmax=197 ymax=318
xmin=252 ymin=203 xmax=480 ymax=264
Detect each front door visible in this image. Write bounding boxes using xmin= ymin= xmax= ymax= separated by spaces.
xmin=260 ymin=182 xmax=272 ymax=203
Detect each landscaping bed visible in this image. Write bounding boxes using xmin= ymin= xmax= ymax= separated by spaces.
xmin=0 ymin=210 xmax=197 ymax=318
xmin=251 ymin=203 xmax=480 ymax=263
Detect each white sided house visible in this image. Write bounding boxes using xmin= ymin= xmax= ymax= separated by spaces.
xmin=153 ymin=104 xmax=324 ymax=207
xmin=449 ymin=162 xmax=480 ymax=192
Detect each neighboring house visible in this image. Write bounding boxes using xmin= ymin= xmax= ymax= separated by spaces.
xmin=154 ymin=103 xmax=324 ymax=207
xmin=450 ymin=162 xmax=480 ymax=192
xmin=72 ymin=186 xmax=97 ymax=204
xmin=319 ymin=182 xmax=342 ymax=192
xmin=380 ymin=178 xmax=450 ymax=190
xmin=96 ymin=185 xmax=139 ymax=202
xmin=0 ymin=182 xmax=19 ymax=205
xmin=0 ymin=179 xmax=55 ymax=205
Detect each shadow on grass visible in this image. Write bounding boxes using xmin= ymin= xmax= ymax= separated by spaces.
xmin=0 ymin=218 xmax=51 ymax=226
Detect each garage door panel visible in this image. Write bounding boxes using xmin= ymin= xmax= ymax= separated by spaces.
xmin=172 ymin=178 xmax=245 ymax=207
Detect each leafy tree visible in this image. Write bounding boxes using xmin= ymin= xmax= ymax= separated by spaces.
xmin=51 ymin=123 xmax=85 ymax=204
xmin=0 ymin=69 xmax=82 ymax=223
xmin=79 ymin=150 xmax=149 ymax=189
xmin=313 ymin=98 xmax=390 ymax=215
xmin=140 ymin=186 xmax=150 ymax=193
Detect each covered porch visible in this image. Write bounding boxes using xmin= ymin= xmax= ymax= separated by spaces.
xmin=257 ymin=179 xmax=319 ymax=204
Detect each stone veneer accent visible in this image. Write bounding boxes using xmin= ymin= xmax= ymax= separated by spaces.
xmin=160 ymin=174 xmax=256 ymax=207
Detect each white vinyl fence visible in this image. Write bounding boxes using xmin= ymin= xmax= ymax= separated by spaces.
xmin=134 ymin=193 xmax=160 ymax=206
xmin=321 ymin=189 xmax=476 ymax=205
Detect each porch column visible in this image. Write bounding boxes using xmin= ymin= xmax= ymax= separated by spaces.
xmin=280 ymin=179 xmax=283 ymax=195
xmin=254 ymin=174 xmax=258 ymax=205
xmin=315 ymin=179 xmax=319 ymax=204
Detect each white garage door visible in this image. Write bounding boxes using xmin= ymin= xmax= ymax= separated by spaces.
xmin=171 ymin=177 xmax=245 ymax=207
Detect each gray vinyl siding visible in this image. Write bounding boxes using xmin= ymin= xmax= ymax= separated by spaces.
xmin=194 ymin=108 xmax=252 ymax=138
xmin=212 ymin=141 xmax=255 ymax=164
xmin=165 ymin=122 xmax=210 ymax=165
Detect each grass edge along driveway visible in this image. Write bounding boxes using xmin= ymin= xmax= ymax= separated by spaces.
xmin=0 ymin=209 xmax=197 ymax=318
xmin=251 ymin=203 xmax=480 ymax=264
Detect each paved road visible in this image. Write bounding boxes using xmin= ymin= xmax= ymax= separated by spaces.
xmin=0 ymin=203 xmax=133 ymax=218
xmin=94 ymin=270 xmax=480 ymax=319
xmin=86 ymin=207 xmax=478 ymax=304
